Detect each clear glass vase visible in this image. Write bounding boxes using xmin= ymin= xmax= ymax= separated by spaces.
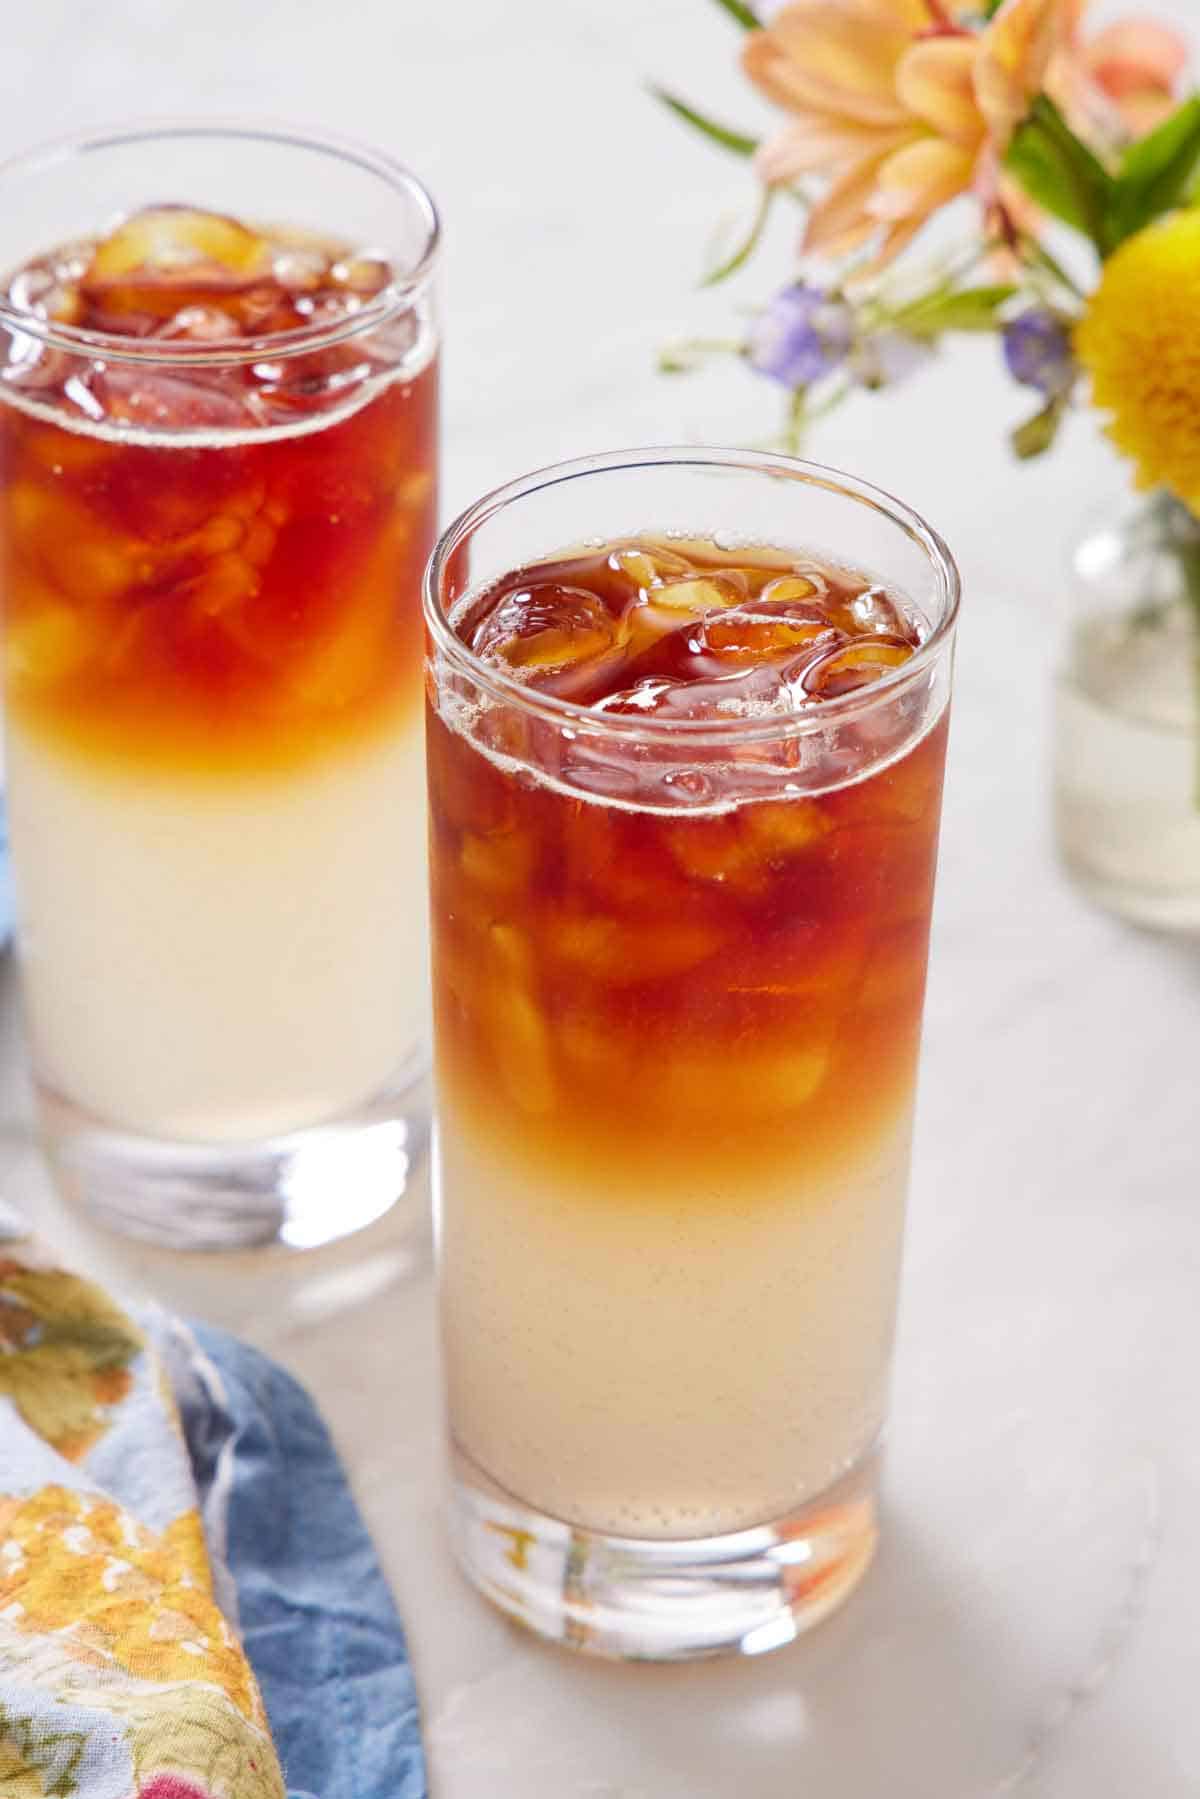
xmin=1055 ymin=491 xmax=1200 ymax=931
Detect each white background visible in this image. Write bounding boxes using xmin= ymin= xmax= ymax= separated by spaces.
xmin=1 ymin=2 xmax=1198 ymax=1795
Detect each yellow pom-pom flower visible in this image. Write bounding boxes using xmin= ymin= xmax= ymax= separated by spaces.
xmin=1076 ymin=211 xmax=1200 ymax=511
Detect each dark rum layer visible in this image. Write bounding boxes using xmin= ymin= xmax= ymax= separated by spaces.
xmin=429 ymin=537 xmax=947 ymax=1192
xmin=0 ymin=207 xmax=437 ymax=774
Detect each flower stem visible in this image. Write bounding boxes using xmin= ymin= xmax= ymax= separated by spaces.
xmin=1177 ymin=526 xmax=1200 ymax=807
xmin=1154 ymin=492 xmax=1200 ymax=806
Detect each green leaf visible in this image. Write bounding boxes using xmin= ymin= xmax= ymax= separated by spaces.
xmin=1106 ymin=96 xmax=1200 ymax=246
xmin=1011 ymin=395 xmax=1068 ymax=460
xmin=708 ymin=0 xmax=761 ymax=26
xmin=652 ymin=87 xmax=759 ymax=157
xmin=1005 ymin=95 xmax=1115 ymax=253
xmin=894 ymin=285 xmax=1016 ymax=337
xmin=1023 ymin=237 xmax=1086 ymax=301
xmin=982 ymin=0 xmax=1005 ymax=15
xmin=702 ymin=187 xmax=773 ymax=286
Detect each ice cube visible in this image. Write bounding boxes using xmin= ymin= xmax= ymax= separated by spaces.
xmin=237 ymin=286 xmax=305 ymax=334
xmin=487 ymin=983 xmax=556 ymax=1115
xmin=664 ymin=815 xmax=771 ymax=893
xmin=246 ymin=346 xmax=374 ymax=423
xmin=608 ymin=544 xmax=693 ymax=594
xmin=483 ymin=925 xmax=555 ymax=1114
xmin=459 ymin=829 xmax=536 ymax=896
xmin=547 ymin=911 xmax=722 ymax=982
xmin=592 ymin=676 xmax=681 ymax=715
xmin=647 ymin=575 xmax=743 ymax=617
xmin=329 ymin=256 xmax=391 ymax=296
xmin=555 ymin=1010 xmax=623 ymax=1081
xmin=272 ymin=246 xmax=331 ymax=292
xmin=156 ymin=305 xmax=239 ymax=343
xmin=801 ymin=636 xmax=914 ymax=699
xmin=1 ymin=332 xmax=73 ymax=394
xmin=759 ymin=575 xmax=820 ymax=606
xmin=87 ymin=207 xmax=269 ymax=283
xmin=699 ymin=606 xmax=841 ymax=665
xmin=7 ymin=600 xmax=92 ymax=684
xmin=7 ymin=484 xmax=131 ymax=604
xmin=8 ymin=265 xmax=82 ymax=326
xmin=847 ymin=587 xmax=920 ymax=644
xmin=657 ymin=1044 xmax=828 ymax=1115
xmin=741 ymin=798 xmax=833 ymax=857
xmin=292 ymin=292 xmax=363 ymax=328
xmin=183 ymin=551 xmax=261 ymax=620
xmin=25 ymin=421 xmax=113 ymax=474
xmin=596 ymin=662 xmax=800 ymax=722
xmin=623 ymin=575 xmax=744 ymax=661
xmin=88 ymin=366 xmax=251 ymax=431
xmin=470 ymin=582 xmax=621 ymax=675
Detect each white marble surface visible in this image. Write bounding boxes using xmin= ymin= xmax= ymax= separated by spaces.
xmin=2 ymin=0 xmax=1199 ymax=1793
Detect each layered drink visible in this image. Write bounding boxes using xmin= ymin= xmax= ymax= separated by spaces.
xmin=425 ymin=452 xmax=958 ymax=1657
xmin=0 ymin=131 xmax=438 ymax=1247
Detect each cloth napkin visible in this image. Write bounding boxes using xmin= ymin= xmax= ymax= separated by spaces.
xmin=0 ymin=1243 xmax=426 ymax=1799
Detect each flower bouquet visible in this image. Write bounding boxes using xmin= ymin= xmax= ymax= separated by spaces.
xmin=658 ymin=0 xmax=1200 ymax=927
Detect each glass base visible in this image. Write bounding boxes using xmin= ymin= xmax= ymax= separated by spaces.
xmin=449 ymin=1442 xmax=879 ymax=1661
xmin=37 ymin=1062 xmax=430 ymax=1252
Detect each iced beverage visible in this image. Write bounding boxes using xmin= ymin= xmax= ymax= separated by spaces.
xmin=425 ymin=452 xmax=958 ymax=1658
xmin=0 ymin=128 xmax=438 ymax=1247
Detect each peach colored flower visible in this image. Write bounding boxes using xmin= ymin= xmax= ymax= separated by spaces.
xmin=1073 ymin=14 xmax=1188 ymax=137
xmin=1046 ymin=2 xmax=1187 ymax=144
xmin=744 ymin=0 xmax=1072 ymax=269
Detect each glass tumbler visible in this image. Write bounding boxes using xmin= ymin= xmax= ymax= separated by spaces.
xmin=0 ymin=123 xmax=439 ymax=1249
xmin=424 ymin=448 xmax=959 ymax=1660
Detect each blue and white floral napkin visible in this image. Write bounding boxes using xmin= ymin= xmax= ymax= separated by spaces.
xmin=0 ymin=1243 xmax=426 ymax=1799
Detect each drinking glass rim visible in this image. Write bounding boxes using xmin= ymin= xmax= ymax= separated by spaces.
xmin=424 ymin=446 xmax=962 ymax=748
xmin=0 ymin=118 xmax=441 ymax=368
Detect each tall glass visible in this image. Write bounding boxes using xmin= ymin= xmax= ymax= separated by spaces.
xmin=424 ymin=449 xmax=959 ymax=1659
xmin=0 ymin=125 xmax=439 ymax=1249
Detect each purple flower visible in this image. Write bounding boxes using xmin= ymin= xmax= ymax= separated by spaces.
xmin=748 ymin=283 xmax=854 ymax=389
xmin=1003 ymin=309 xmax=1075 ymax=399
